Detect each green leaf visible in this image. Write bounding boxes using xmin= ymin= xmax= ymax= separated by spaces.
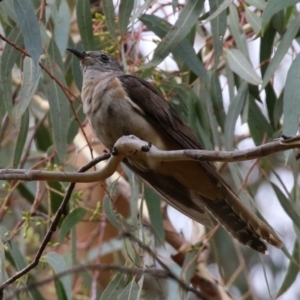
xmin=119 ymin=0 xmax=134 ymax=37
xmin=48 ymin=37 xmax=64 ymax=71
xmin=204 ymin=0 xmax=232 ymax=25
xmin=0 ymin=28 xmax=23 ymax=114
xmin=14 ymin=57 xmax=40 ymax=120
xmin=118 ymin=279 xmax=139 ymax=300
xmin=76 ymin=0 xmax=96 ymax=50
xmin=140 ymin=14 xmax=209 ymax=82
xmin=271 ymin=183 xmax=300 ymax=230
xmin=48 ymin=181 xmax=64 ymax=214
xmin=103 ymin=196 xmax=121 ymax=229
xmin=146 ymin=0 xmax=205 ymax=68
xmin=208 ymin=0 xmax=227 ymax=66
xmin=210 ymin=72 xmax=226 ymax=130
xmin=245 ymin=7 xmax=262 ymax=35
xmin=43 ymin=57 xmax=69 ymax=162
xmin=13 ymin=108 xmax=29 ymax=168
xmin=0 ymin=239 xmax=7 ymax=283
xmin=144 ymin=187 xmax=165 ymax=245
xmin=100 ymin=273 xmax=127 ymax=300
xmin=248 ymin=98 xmax=273 ymax=145
xmin=52 ymin=0 xmax=70 ymax=56
xmin=59 ymin=208 xmax=87 ymax=242
xmin=8 ymin=240 xmax=26 ymax=270
xmin=224 ymin=82 xmax=248 ymax=150
xmin=245 ymin=0 xmax=266 ymax=10
xmin=102 ymin=0 xmax=116 ymax=39
xmin=181 ymin=246 xmax=201 ymax=285
xmin=225 ymin=49 xmax=262 ymax=85
xmin=44 ymin=252 xmax=72 ymax=300
xmin=283 ymin=53 xmax=300 ymax=136
xmin=262 ymin=0 xmax=299 ymax=29
xmin=262 ymin=16 xmax=300 ymax=89
xmin=35 ymin=119 xmax=53 ymax=152
xmin=14 ymin=0 xmax=42 ymax=68
xmin=228 ymin=4 xmax=248 ymax=57
xmin=277 ymin=240 xmax=300 ymax=297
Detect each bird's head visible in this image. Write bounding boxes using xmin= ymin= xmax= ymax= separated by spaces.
xmin=67 ymin=49 xmax=123 ymax=73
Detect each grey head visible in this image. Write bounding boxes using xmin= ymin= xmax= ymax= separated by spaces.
xmin=67 ymin=49 xmax=123 ymax=74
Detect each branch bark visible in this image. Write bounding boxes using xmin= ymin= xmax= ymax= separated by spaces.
xmin=0 ymin=134 xmax=299 ymax=182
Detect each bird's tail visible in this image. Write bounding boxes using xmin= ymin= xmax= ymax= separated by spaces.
xmin=202 ymin=187 xmax=282 ymax=253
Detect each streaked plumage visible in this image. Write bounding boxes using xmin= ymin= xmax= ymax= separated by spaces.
xmin=68 ymin=49 xmax=282 ymax=253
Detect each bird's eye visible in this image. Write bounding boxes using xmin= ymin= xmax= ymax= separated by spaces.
xmin=99 ymin=54 xmax=109 ymax=63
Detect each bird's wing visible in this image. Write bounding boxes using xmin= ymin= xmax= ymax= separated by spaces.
xmin=118 ymin=75 xmax=230 ymax=187
xmin=118 ymin=75 xmax=282 ymax=252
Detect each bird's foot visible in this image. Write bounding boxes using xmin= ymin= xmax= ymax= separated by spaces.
xmin=111 ymin=147 xmax=118 ymax=156
xmin=141 ymin=142 xmax=152 ymax=152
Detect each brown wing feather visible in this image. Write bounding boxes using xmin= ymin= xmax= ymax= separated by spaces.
xmin=118 ymin=75 xmax=282 ymax=252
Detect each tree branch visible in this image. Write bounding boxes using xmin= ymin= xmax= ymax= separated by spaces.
xmin=0 ymin=134 xmax=299 ymax=182
xmin=0 ymin=154 xmax=110 ymax=297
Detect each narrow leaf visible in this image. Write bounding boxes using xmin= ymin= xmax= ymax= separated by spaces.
xmin=245 ymin=7 xmax=262 ymax=35
xmin=283 ymin=53 xmax=300 ymax=136
xmin=248 ymin=98 xmax=273 ymax=145
xmin=203 ymin=0 xmax=232 ymax=25
xmin=44 ymin=252 xmax=72 ymax=300
xmin=262 ymin=16 xmax=300 ymax=89
xmin=271 ymin=183 xmax=300 ymax=230
xmin=209 ymin=0 xmax=227 ymax=66
xmin=14 ymin=0 xmax=42 ymax=68
xmin=224 ymin=82 xmax=248 ymax=150
xmin=102 ymin=0 xmax=116 ymax=39
xmin=277 ymin=240 xmax=300 ymax=297
xmin=118 ymin=279 xmax=139 ymax=300
xmin=0 ymin=239 xmax=7 ymax=283
xmin=147 ymin=0 xmax=205 ymax=67
xmin=0 ymin=28 xmax=23 ymax=114
xmin=76 ymin=0 xmax=96 ymax=50
xmin=43 ymin=57 xmax=69 ymax=162
xmin=13 ymin=108 xmax=29 ymax=168
xmin=225 ymin=48 xmax=262 ymax=85
xmin=119 ymin=0 xmax=134 ymax=37
xmin=100 ymin=273 xmax=127 ymax=300
xmin=144 ymin=187 xmax=165 ymax=245
xmin=141 ymin=14 xmax=209 ymax=82
xmin=14 ymin=57 xmax=40 ymax=120
xmin=60 ymin=208 xmax=87 ymax=242
xmin=262 ymin=0 xmax=299 ymax=29
xmin=228 ymin=4 xmax=248 ymax=57
xmin=48 ymin=181 xmax=64 ymax=214
xmin=103 ymin=197 xmax=121 ymax=229
xmin=245 ymin=0 xmax=266 ymax=10
xmin=53 ymin=0 xmax=70 ymax=56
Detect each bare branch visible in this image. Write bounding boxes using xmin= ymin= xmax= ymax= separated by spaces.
xmin=0 ymin=135 xmax=299 ymax=183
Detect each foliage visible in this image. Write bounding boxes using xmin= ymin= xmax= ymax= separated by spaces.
xmin=0 ymin=0 xmax=300 ymax=299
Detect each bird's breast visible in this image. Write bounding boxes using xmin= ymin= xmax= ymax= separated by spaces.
xmin=82 ymin=75 xmax=174 ymax=171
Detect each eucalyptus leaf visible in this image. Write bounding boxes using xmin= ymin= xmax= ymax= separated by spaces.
xmin=146 ymin=0 xmax=205 ymax=68
xmin=14 ymin=0 xmax=42 ymax=68
xmin=102 ymin=0 xmax=116 ymax=39
xmin=262 ymin=16 xmax=300 ymax=89
xmin=262 ymin=0 xmax=300 ymax=29
xmin=283 ymin=53 xmax=300 ymax=136
xmin=44 ymin=252 xmax=72 ymax=300
xmin=119 ymin=0 xmax=134 ymax=36
xmin=140 ymin=14 xmax=208 ymax=81
xmin=225 ymin=48 xmax=262 ymax=85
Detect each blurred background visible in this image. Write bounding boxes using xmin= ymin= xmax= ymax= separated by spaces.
xmin=0 ymin=0 xmax=299 ymax=299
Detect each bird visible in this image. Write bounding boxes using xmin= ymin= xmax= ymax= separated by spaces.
xmin=68 ymin=48 xmax=282 ymax=253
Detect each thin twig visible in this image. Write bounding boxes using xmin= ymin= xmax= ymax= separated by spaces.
xmin=0 ymin=153 xmax=110 ymax=296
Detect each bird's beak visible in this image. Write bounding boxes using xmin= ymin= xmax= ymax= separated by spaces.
xmin=67 ymin=48 xmax=86 ymax=60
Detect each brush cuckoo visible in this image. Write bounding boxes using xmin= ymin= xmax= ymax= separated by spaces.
xmin=68 ymin=48 xmax=282 ymax=253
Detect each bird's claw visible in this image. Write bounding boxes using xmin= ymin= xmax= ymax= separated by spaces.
xmin=141 ymin=142 xmax=152 ymax=152
xmin=111 ymin=147 xmax=118 ymax=156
